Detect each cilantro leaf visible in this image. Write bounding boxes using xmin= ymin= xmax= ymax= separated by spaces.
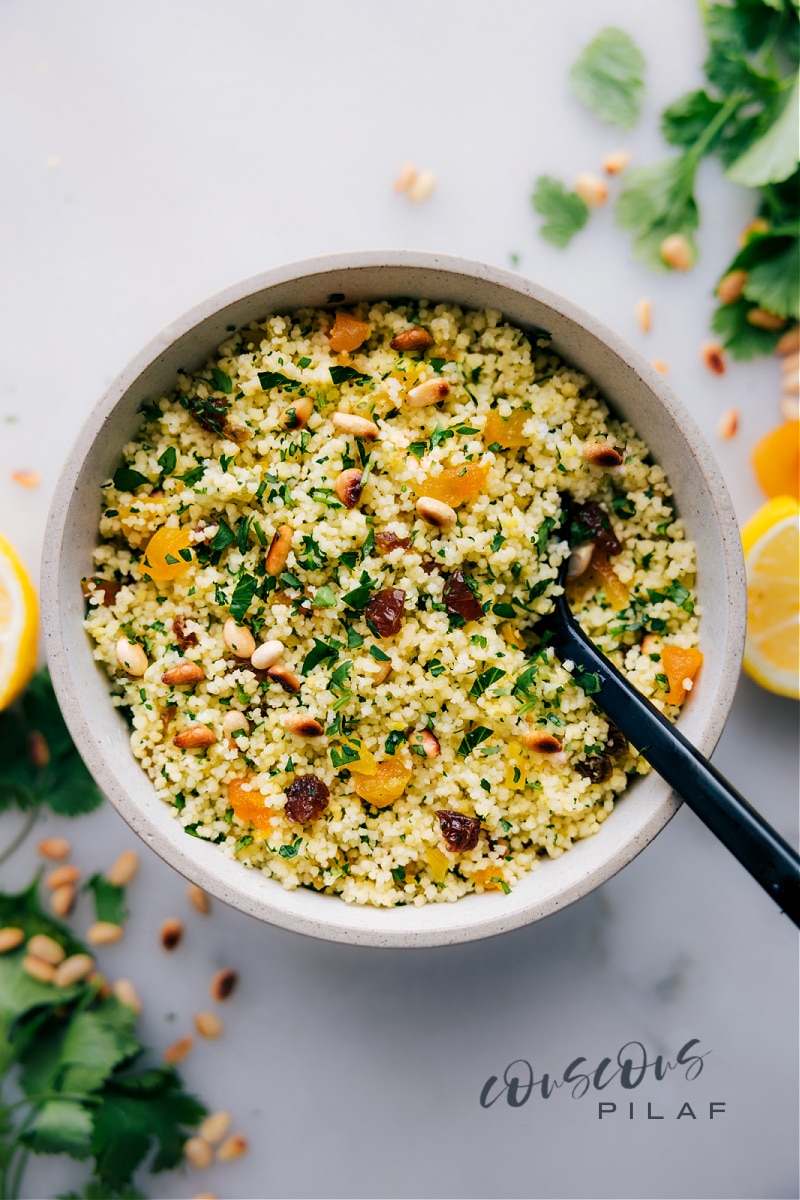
xmin=616 ymin=156 xmax=699 ymax=270
xmin=156 ymin=446 xmax=176 ymax=475
xmin=209 ymin=518 xmax=236 ymax=552
xmin=341 ymin=582 xmax=375 ymax=610
xmin=329 ymin=365 xmax=372 ymax=385
xmin=258 ymin=370 xmax=302 ymax=392
xmin=112 ymin=466 xmax=149 ymax=492
xmin=661 ymin=89 xmax=725 ymax=148
xmin=84 ymin=874 xmax=128 ymax=926
xmin=209 ymin=367 xmax=233 ymax=394
xmin=531 ymin=176 xmax=589 ymax=248
xmin=711 ymin=297 xmax=784 ymax=358
xmin=742 ymin=239 xmax=800 ymax=319
xmin=21 ymin=1098 xmax=94 ymax=1158
xmin=456 ymin=726 xmax=493 ymax=757
xmin=569 ymin=27 xmax=645 ymax=130
xmin=58 ymin=1005 xmax=139 ymax=1095
xmin=727 ymin=78 xmax=800 ymax=187
xmin=470 ymin=668 xmax=506 ymax=698
xmin=301 ymin=637 xmax=340 ymax=675
xmin=229 ymin=573 xmax=257 ymax=622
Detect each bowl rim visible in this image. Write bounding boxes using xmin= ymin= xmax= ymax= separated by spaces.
xmin=41 ymin=249 xmax=746 ymax=947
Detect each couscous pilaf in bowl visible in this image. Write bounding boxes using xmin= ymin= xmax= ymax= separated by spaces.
xmin=43 ymin=253 xmax=745 ymax=945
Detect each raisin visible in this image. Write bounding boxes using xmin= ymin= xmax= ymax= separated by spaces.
xmin=160 ymin=704 xmax=177 ymax=731
xmin=576 ymin=755 xmax=613 ymax=783
xmin=365 ymin=588 xmax=406 ymax=637
xmin=375 ymin=531 xmax=411 ymax=554
xmin=285 ymin=775 xmax=330 ymax=824
xmin=173 ymin=615 xmax=198 ymax=650
xmin=81 ymin=577 xmax=121 ymax=608
xmin=183 ymin=394 xmax=229 ymax=434
xmin=436 ymin=810 xmax=481 ymax=853
xmin=442 ymin=569 xmax=483 ymax=622
xmin=605 ymin=725 xmax=628 ymax=758
xmin=569 ymin=501 xmax=622 ymax=557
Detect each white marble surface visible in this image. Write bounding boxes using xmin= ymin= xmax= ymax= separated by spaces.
xmin=0 ymin=2 xmax=797 ymax=1198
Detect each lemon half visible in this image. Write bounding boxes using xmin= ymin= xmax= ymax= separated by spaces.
xmin=0 ymin=532 xmax=39 ymax=710
xmin=741 ymin=497 xmax=800 ymax=700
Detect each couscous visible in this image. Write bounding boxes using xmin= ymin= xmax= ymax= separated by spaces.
xmin=84 ymin=302 xmax=701 ymax=906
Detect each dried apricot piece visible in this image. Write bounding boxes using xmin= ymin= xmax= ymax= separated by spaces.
xmin=228 ymin=778 xmax=276 ymax=831
xmin=352 ymin=756 xmax=412 ymax=808
xmin=661 ymin=645 xmax=703 ymax=706
xmin=483 ymin=409 xmax=529 ymax=449
xmin=329 ymin=312 xmax=370 ymax=353
xmin=473 ymin=864 xmax=506 ymax=891
xmin=751 ymin=420 xmax=799 ymax=500
xmin=142 ymin=527 xmax=193 ymax=581
xmin=568 ymin=546 xmax=629 ymax=611
xmin=414 ymin=463 xmax=489 ymax=507
xmin=425 ymin=847 xmax=450 ymax=883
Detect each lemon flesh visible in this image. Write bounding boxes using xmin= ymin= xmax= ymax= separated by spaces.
xmin=0 ymin=532 xmax=39 ymax=710
xmin=741 ymin=497 xmax=800 ymax=700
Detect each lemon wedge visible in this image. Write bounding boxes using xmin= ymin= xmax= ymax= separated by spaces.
xmin=741 ymin=497 xmax=800 ymax=699
xmin=0 ymin=531 xmax=39 ymax=710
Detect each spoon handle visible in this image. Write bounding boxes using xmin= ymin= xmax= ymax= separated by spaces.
xmin=547 ymin=610 xmax=800 ymax=927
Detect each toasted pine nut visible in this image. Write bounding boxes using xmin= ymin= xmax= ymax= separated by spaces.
xmin=194 ymin=1010 xmax=224 ymax=1038
xmin=217 ymin=1133 xmax=248 ymax=1162
xmin=116 ymin=636 xmax=148 ymax=677
xmin=223 ymin=619 xmax=256 ymax=659
xmin=566 ymin=542 xmax=594 ymax=579
xmin=0 ymin=927 xmax=25 ymax=953
xmin=582 ymin=442 xmax=624 ymax=468
xmin=23 ymin=955 xmax=55 ymax=983
xmin=38 ymin=836 xmax=71 ymax=861
xmin=283 ymin=714 xmax=324 ymax=737
xmin=603 ymin=149 xmax=632 ymax=175
xmin=651 ymin=359 xmax=669 ymax=374
xmin=210 ymin=967 xmax=238 ymax=1002
xmin=88 ymin=921 xmax=124 ymax=946
xmin=188 ymin=884 xmax=211 ymax=914
xmin=279 ymin=395 xmax=314 ymax=430
xmin=54 ymin=953 xmax=95 ymax=987
xmin=394 ymin=161 xmax=418 ymax=193
xmin=701 ymin=342 xmax=726 ymax=375
xmin=28 ymin=934 xmax=65 ymax=965
xmin=330 ymin=412 xmax=379 ymax=440
xmin=335 ymin=468 xmax=364 ymax=509
xmin=775 ymin=327 xmax=800 ymax=356
xmin=47 ymin=864 xmax=81 ymax=889
xmin=161 ymin=917 xmax=184 ymax=951
xmin=574 ymin=173 xmax=608 ymax=207
xmin=162 ymin=661 xmax=205 ymax=687
xmin=199 ymin=1111 xmax=231 ymax=1145
xmin=641 ymin=633 xmax=663 ymax=656
xmin=781 ymin=350 xmax=800 ymax=376
xmin=373 ymin=660 xmax=393 ymax=685
xmin=390 ymin=326 xmax=435 ymax=352
xmin=28 ymin=730 xmax=50 ymax=768
xmin=267 ymin=663 xmax=301 ymax=694
xmin=250 ymin=639 xmax=284 ymax=671
xmin=222 ymin=421 xmax=251 ymax=444
xmin=409 ymin=729 xmax=440 ymax=758
xmin=265 ymin=524 xmax=293 ymax=576
xmin=112 ymin=977 xmax=142 ymax=1012
xmin=108 ymin=848 xmax=139 ymax=887
xmin=660 ymin=234 xmax=693 ymax=271
xmin=781 ymin=368 xmax=800 ymax=395
xmin=408 ymin=168 xmax=436 ymax=203
xmin=780 ymin=395 xmax=800 ymax=421
xmin=739 ymin=217 xmax=769 ymax=246
xmin=716 ymin=408 xmax=739 ymax=440
xmin=164 ymin=1035 xmax=194 ymax=1065
xmin=636 ymin=298 xmax=651 ymax=333
xmin=183 ymin=1136 xmax=213 ymax=1169
xmin=716 ymin=269 xmax=747 ymax=305
xmin=747 ymin=308 xmax=786 ymax=330
xmin=406 ymin=378 xmax=450 ymax=408
xmin=222 ymin=710 xmax=250 ymax=741
xmin=521 ymin=731 xmax=565 ymax=757
xmin=174 ymin=725 xmax=216 ymax=750
xmin=416 ymin=496 xmax=457 ymax=529
xmin=50 ymin=884 xmax=75 ymax=918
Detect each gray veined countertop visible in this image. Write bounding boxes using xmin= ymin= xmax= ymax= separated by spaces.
xmin=0 ymin=2 xmax=797 ymax=1198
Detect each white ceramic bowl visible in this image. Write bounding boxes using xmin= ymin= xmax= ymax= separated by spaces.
xmin=42 ymin=251 xmax=746 ymax=947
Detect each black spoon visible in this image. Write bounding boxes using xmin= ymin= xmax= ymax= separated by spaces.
xmin=538 ymin=549 xmax=800 ymax=927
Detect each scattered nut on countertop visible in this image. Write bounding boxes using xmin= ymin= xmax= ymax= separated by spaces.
xmin=199 ymin=1111 xmax=232 ymax=1145
xmin=210 ymin=967 xmax=238 ymax=1002
xmin=188 ymin=883 xmax=211 ymax=914
xmin=107 ymin=848 xmax=139 ymax=887
xmin=38 ymin=836 xmax=71 ymax=861
xmin=160 ymin=917 xmax=184 ymax=951
xmin=164 ymin=1035 xmax=194 ymax=1064
xmin=194 ymin=1011 xmax=224 ymax=1038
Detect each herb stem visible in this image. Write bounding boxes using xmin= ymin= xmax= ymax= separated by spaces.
xmin=688 ymin=90 xmax=745 ymax=166
xmin=0 ymin=803 xmax=41 ymax=868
